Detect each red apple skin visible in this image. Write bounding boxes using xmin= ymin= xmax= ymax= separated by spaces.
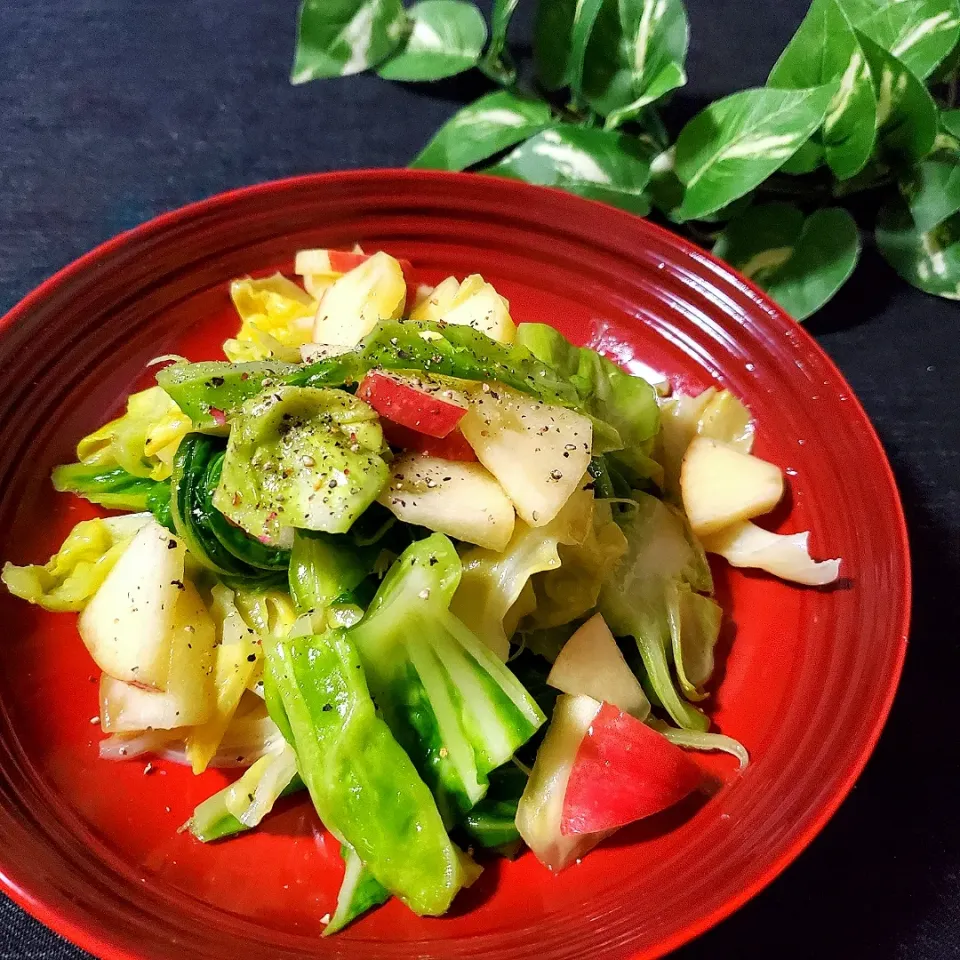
xmin=381 ymin=421 xmax=478 ymax=462
xmin=560 ymin=702 xmax=702 ymax=836
xmin=326 ymin=250 xmax=413 ymax=276
xmin=357 ymin=370 xmax=467 ymax=438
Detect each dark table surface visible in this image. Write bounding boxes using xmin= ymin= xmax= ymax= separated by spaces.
xmin=1 ymin=1 xmax=958 ymax=958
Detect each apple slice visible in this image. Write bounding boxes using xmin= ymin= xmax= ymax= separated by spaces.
xmin=458 ymin=384 xmax=592 ymax=527
xmin=378 ymin=453 xmax=515 ymax=551
xmin=302 ymin=274 xmax=335 ymax=300
xmin=99 ymin=580 xmax=217 ymax=731
xmin=438 ymin=275 xmax=517 ymax=344
xmin=408 ymin=276 xmax=462 ymax=321
xmin=561 ymin=702 xmax=701 ymax=835
xmin=680 ymin=436 xmax=784 ymax=536
xmin=515 ymin=694 xmax=612 ymax=872
xmin=547 ymin=613 xmax=649 ymax=719
xmin=357 ymin=370 xmax=467 ymax=438
xmin=380 ymin=420 xmax=478 ymax=462
xmin=409 ymin=274 xmax=516 ymax=344
xmin=78 ymin=520 xmax=186 ymax=689
xmin=295 ymin=248 xmax=413 ymax=278
xmin=312 ymin=251 xmax=406 ymax=346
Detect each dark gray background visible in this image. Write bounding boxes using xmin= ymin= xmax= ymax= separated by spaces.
xmin=1 ymin=1 xmax=957 ymax=957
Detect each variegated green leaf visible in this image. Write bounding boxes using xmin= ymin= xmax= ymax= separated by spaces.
xmin=877 ymin=195 xmax=960 ymax=298
xmin=569 ymin=0 xmax=606 ymax=95
xmin=582 ymin=0 xmax=690 ymax=127
xmin=489 ymin=0 xmax=519 ymax=60
xmin=377 ymin=0 xmax=487 ymax=81
xmin=533 ymin=0 xmax=604 ymax=94
xmin=674 ymin=84 xmax=837 ymax=222
xmin=486 ymin=126 xmax=653 ymax=215
xmin=291 ymin=0 xmax=407 ymax=82
xmin=482 ymin=0 xmax=520 ymax=84
xmin=901 ymin=149 xmax=960 ymax=232
xmin=410 ymin=90 xmax=553 ymax=171
xmin=714 ymin=204 xmax=860 ymax=320
xmin=834 ymin=0 xmax=960 ymax=80
xmin=768 ymin=0 xmax=876 ymax=180
xmin=779 ymin=137 xmax=826 ymax=175
xmin=857 ymin=30 xmax=938 ymax=163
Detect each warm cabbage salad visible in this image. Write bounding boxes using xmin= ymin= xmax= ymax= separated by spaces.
xmin=3 ymin=248 xmax=840 ymax=932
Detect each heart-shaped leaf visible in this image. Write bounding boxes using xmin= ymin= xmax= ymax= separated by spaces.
xmin=481 ymin=0 xmax=520 ymax=84
xmin=877 ymin=195 xmax=960 ymax=298
xmin=533 ymin=0 xmax=604 ymax=94
xmin=834 ymin=0 xmax=960 ymax=80
xmin=901 ymin=150 xmax=960 ymax=232
xmin=674 ymin=84 xmax=837 ymax=222
xmin=485 ymin=126 xmax=653 ymax=215
xmin=768 ymin=0 xmax=876 ymax=180
xmin=858 ymin=30 xmax=938 ymax=163
xmin=292 ymin=0 xmax=407 ymax=82
xmin=714 ymin=204 xmax=861 ymax=320
xmin=582 ymin=0 xmax=690 ymax=128
xmin=377 ymin=0 xmax=487 ymax=81
xmin=410 ymin=90 xmax=553 ymax=170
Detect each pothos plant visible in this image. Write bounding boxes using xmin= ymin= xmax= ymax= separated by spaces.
xmin=291 ymin=0 xmax=960 ymax=320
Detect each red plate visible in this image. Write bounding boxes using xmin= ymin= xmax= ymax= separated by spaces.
xmin=0 ymin=171 xmax=909 ymax=960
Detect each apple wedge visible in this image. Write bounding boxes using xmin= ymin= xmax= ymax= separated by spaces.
xmin=78 ymin=520 xmax=186 ymax=689
xmin=312 ymin=251 xmax=406 ymax=346
xmin=561 ymin=701 xmax=702 ymax=835
xmin=295 ymin=248 xmax=413 ymax=278
xmin=357 ymin=370 xmax=467 ymax=438
xmin=99 ymin=581 xmax=217 ymax=732
xmin=409 ymin=275 xmax=460 ymax=321
xmin=380 ymin=421 xmax=478 ymax=461
xmin=458 ymin=384 xmax=592 ymax=528
xmin=547 ymin=613 xmax=649 ymax=719
xmin=439 ymin=275 xmax=517 ymax=344
xmin=378 ymin=453 xmax=516 ymax=551
xmin=680 ymin=436 xmax=784 ymax=536
xmin=409 ymin=274 xmax=516 ymax=344
xmin=515 ymin=694 xmax=612 ymax=872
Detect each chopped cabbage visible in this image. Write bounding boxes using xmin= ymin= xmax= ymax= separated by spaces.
xmin=223 ymin=274 xmax=317 ymax=362
xmin=598 ymin=492 xmax=714 ymax=731
xmin=185 ymin=583 xmax=261 ymax=774
xmin=527 ymin=497 xmax=628 ymax=630
xmin=450 ymin=489 xmax=595 ymax=661
xmin=667 ymin=582 xmax=722 ymax=701
xmin=76 ymin=386 xmax=191 ymax=481
xmin=2 ymin=513 xmax=152 ymax=612
xmin=350 ymin=534 xmax=546 ymax=822
xmin=515 ymin=323 xmax=661 ymax=479
xmin=702 ymin=520 xmax=841 ymax=586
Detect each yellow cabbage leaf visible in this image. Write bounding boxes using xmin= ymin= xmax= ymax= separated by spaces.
xmin=2 ymin=513 xmax=151 ymax=612
xmin=76 ymin=386 xmax=191 ymax=481
xmin=223 ymin=274 xmax=317 ymax=362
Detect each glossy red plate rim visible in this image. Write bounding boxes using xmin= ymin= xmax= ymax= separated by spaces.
xmin=0 ymin=169 xmax=911 ymax=960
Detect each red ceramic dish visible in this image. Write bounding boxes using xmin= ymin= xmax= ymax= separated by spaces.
xmin=0 ymin=170 xmax=909 ymax=960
